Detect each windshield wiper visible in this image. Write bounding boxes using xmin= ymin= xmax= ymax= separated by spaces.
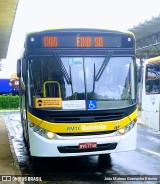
xmin=54 ymin=52 xmax=71 ymax=84
xmin=95 ymin=51 xmax=113 ymax=81
xmin=92 ymin=63 xmax=96 ymax=94
xmin=69 ymin=65 xmax=74 ymax=95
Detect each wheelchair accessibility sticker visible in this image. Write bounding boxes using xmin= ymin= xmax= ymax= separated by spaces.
xmin=87 ymin=100 xmax=97 ymax=110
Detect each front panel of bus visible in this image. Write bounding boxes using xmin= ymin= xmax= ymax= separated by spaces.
xmin=20 ymin=29 xmax=137 ymax=157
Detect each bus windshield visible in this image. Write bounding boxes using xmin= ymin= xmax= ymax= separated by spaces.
xmin=28 ymin=54 xmax=135 ymax=110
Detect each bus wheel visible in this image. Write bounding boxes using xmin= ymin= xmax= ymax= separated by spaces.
xmin=23 ymin=131 xmax=29 ymax=148
xmin=98 ymin=154 xmax=111 ymax=167
xmin=31 ymin=156 xmax=41 ymax=168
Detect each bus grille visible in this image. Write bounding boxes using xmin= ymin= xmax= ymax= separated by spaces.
xmin=46 ymin=112 xmax=125 ymax=123
xmin=58 ymin=143 xmax=117 ymax=153
xmin=56 ymin=130 xmax=116 ymax=137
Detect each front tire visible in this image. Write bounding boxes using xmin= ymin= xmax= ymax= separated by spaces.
xmin=98 ymin=154 xmax=111 ymax=167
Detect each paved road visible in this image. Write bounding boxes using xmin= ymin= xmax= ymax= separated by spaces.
xmin=2 ymin=111 xmax=160 ymax=184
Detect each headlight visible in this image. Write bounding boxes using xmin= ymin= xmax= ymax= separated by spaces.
xmin=29 ymin=122 xmax=55 ymax=139
xmin=118 ymin=119 xmax=136 ymax=135
xmin=47 ymin=132 xmax=54 ymax=139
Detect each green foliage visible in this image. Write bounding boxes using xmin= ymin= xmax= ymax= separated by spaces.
xmin=0 ymin=95 xmax=19 ymax=109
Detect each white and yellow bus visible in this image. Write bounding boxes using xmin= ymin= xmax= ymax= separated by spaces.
xmin=17 ymin=29 xmax=137 ymax=160
xmin=141 ymin=56 xmax=160 ymax=131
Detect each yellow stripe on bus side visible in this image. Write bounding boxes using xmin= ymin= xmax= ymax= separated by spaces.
xmin=147 ymin=56 xmax=160 ymax=63
xmin=27 ymin=112 xmax=42 ymax=125
xmin=27 ymin=109 xmax=137 ymax=133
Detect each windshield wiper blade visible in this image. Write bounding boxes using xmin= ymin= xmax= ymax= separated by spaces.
xmin=92 ymin=63 xmax=96 ymax=94
xmin=54 ymin=52 xmax=71 ymax=84
xmin=69 ymin=65 xmax=74 ymax=95
xmin=95 ymin=51 xmax=113 ymax=81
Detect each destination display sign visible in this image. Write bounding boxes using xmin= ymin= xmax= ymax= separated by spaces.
xmin=27 ymin=33 xmax=134 ymax=49
xmin=43 ymin=35 xmax=121 ymax=48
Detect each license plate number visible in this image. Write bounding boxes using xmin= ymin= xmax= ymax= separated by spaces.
xmin=79 ymin=142 xmax=97 ymax=149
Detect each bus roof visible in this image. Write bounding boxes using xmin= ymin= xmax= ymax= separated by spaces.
xmin=26 ymin=28 xmax=135 ymax=38
xmin=146 ymin=56 xmax=160 ymax=63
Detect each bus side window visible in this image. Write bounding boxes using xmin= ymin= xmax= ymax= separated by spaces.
xmin=146 ymin=80 xmax=153 ymax=93
xmin=146 ymin=79 xmax=160 ymax=94
xmin=146 ymin=63 xmax=160 ymax=94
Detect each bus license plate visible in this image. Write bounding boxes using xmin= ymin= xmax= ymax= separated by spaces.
xmin=79 ymin=142 xmax=97 ymax=149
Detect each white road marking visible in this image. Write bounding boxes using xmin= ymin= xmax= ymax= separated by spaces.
xmin=141 ymin=148 xmax=160 ymax=157
xmin=138 ymin=134 xmax=160 ymax=144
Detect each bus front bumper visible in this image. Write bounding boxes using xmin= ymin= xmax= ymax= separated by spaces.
xmin=28 ymin=124 xmax=137 ymax=157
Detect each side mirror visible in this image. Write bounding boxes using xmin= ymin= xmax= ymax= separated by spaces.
xmin=17 ymin=59 xmax=21 ymax=78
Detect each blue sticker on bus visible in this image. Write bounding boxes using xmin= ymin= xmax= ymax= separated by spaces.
xmin=87 ymin=100 xmax=97 ymax=110
xmin=68 ymin=58 xmax=83 ymax=65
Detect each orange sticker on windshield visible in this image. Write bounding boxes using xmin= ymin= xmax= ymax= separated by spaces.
xmin=35 ymin=98 xmax=62 ymax=108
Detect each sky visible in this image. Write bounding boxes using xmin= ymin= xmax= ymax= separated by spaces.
xmin=0 ymin=0 xmax=160 ymax=78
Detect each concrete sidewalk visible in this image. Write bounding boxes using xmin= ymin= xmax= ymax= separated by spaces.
xmin=0 ymin=116 xmax=22 ymax=184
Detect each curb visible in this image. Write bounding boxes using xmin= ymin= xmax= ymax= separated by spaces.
xmin=3 ymin=116 xmax=24 ymax=184
xmin=0 ymin=109 xmax=20 ymax=112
